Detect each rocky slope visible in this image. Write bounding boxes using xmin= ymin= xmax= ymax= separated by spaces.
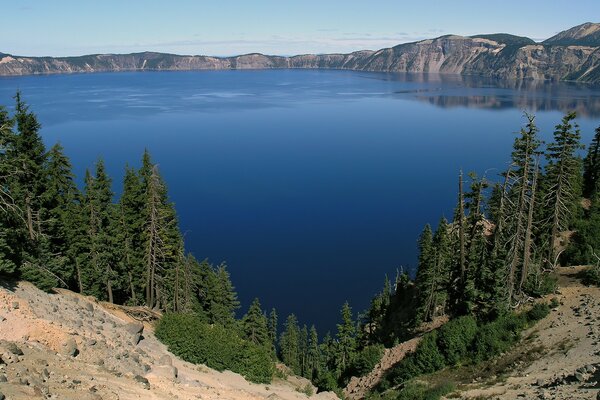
xmin=1 ymin=23 xmax=600 ymax=83
xmin=0 ymin=281 xmax=337 ymax=400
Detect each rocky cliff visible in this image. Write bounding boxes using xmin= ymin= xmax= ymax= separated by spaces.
xmin=1 ymin=23 xmax=600 ymax=83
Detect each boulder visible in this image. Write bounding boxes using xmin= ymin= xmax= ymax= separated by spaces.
xmin=158 ymin=355 xmax=172 ymax=366
xmin=134 ymin=374 xmax=150 ymax=389
xmin=124 ymin=322 xmax=144 ymax=344
xmin=147 ymin=365 xmax=178 ymax=380
xmin=61 ymin=338 xmax=79 ymax=357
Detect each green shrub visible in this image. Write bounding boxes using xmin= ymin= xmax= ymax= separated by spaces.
xmin=526 ymin=303 xmax=550 ymax=322
xmin=397 ymin=381 xmax=455 ymax=400
xmin=156 ymin=313 xmax=274 ymax=383
xmin=413 ymin=332 xmax=446 ymax=374
xmin=351 ymin=344 xmax=385 ymax=377
xmin=580 ymin=265 xmax=600 ymax=286
xmin=523 ymin=272 xmax=558 ymax=297
xmin=472 ymin=313 xmax=527 ymax=362
xmin=436 ymin=316 xmax=478 ymax=365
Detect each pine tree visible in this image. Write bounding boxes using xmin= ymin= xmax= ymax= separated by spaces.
xmin=299 ymin=324 xmax=309 ymax=377
xmin=3 ymin=93 xmax=51 ymax=285
xmin=279 ymin=314 xmax=301 ymax=374
xmin=414 ymin=224 xmax=435 ymax=324
xmin=544 ymin=112 xmax=584 ymax=268
xmin=242 ymin=298 xmax=270 ymax=348
xmin=306 ymin=325 xmax=321 ymax=380
xmin=117 ymin=166 xmax=146 ymax=304
xmin=268 ymin=308 xmax=278 ymax=356
xmin=335 ymin=302 xmax=357 ymax=373
xmin=583 ymin=126 xmax=600 ymax=198
xmin=79 ymin=160 xmax=117 ymax=301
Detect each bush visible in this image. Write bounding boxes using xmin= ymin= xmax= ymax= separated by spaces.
xmin=580 ymin=265 xmax=600 ymax=286
xmin=523 ymin=272 xmax=558 ymax=297
xmin=396 ymin=381 xmax=455 ymax=400
xmin=156 ymin=313 xmax=274 ymax=383
xmin=350 ymin=345 xmax=385 ymax=377
xmin=413 ymin=331 xmax=446 ymax=374
xmin=472 ymin=313 xmax=527 ymax=362
xmin=436 ymin=316 xmax=478 ymax=365
xmin=526 ymin=303 xmax=550 ymax=322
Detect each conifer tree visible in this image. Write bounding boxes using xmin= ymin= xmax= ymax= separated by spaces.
xmin=242 ymin=298 xmax=270 ymax=348
xmin=583 ymin=126 xmax=600 ymax=198
xmin=335 ymin=302 xmax=357 ymax=373
xmin=36 ymin=143 xmax=79 ymax=288
xmin=414 ymin=224 xmax=434 ymax=324
xmin=544 ymin=112 xmax=584 ymax=268
xmin=279 ymin=314 xmax=301 ymax=374
xmin=268 ymin=308 xmax=278 ymax=355
xmin=79 ymin=160 xmax=117 ymax=301
xmin=306 ymin=325 xmax=321 ymax=380
xmin=117 ymin=166 xmax=146 ymax=304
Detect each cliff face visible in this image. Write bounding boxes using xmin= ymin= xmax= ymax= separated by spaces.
xmin=1 ymin=23 xmax=600 ymax=83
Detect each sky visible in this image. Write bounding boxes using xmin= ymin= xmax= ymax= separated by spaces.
xmin=2 ymin=1 xmax=600 ymax=57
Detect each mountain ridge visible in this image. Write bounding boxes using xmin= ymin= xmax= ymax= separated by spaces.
xmin=1 ymin=23 xmax=600 ymax=83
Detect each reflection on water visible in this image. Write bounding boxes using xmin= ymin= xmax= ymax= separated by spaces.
xmin=374 ymin=73 xmax=600 ymax=117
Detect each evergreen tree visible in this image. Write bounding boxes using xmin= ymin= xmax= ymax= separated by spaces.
xmin=79 ymin=160 xmax=118 ymax=301
xmin=583 ymin=126 xmax=600 ymax=198
xmin=306 ymin=325 xmax=321 ymax=380
xmin=544 ymin=112 xmax=584 ymax=268
xmin=34 ymin=143 xmax=79 ymax=289
xmin=117 ymin=165 xmax=146 ymax=304
xmin=279 ymin=314 xmax=301 ymax=374
xmin=242 ymin=298 xmax=270 ymax=348
xmin=335 ymin=302 xmax=357 ymax=373
xmin=414 ymin=224 xmax=435 ymax=324
xmin=299 ymin=324 xmax=309 ymax=377
xmin=268 ymin=308 xmax=278 ymax=356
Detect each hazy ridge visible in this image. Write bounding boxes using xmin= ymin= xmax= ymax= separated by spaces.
xmin=1 ymin=23 xmax=600 ymax=83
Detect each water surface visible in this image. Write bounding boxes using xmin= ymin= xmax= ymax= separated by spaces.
xmin=1 ymin=70 xmax=599 ymax=332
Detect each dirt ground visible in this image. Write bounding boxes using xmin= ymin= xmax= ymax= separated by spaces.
xmin=0 ymin=280 xmax=337 ymax=400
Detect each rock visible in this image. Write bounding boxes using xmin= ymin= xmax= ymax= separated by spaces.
xmin=12 ymin=301 xmax=19 ymax=309
xmin=0 ymin=391 xmax=4 ymax=400
xmin=6 ymin=342 xmax=24 ymax=356
xmin=61 ymin=338 xmax=79 ymax=357
xmin=42 ymin=368 xmax=50 ymax=381
xmin=0 ymin=316 xmax=5 ymax=322
xmin=124 ymin=322 xmax=144 ymax=344
xmin=134 ymin=374 xmax=150 ymax=389
xmin=586 ymin=364 xmax=596 ymax=373
xmin=147 ymin=365 xmax=178 ymax=380
xmin=158 ymin=355 xmax=172 ymax=366
xmin=88 ymin=339 xmax=97 ymax=346
xmin=0 ymin=374 xmax=6 ymax=382
xmin=84 ymin=303 xmax=94 ymax=312
xmin=575 ymin=372 xmax=585 ymax=382
xmin=536 ymin=378 xmax=544 ymax=386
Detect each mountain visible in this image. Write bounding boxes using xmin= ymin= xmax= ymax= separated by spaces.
xmin=1 ymin=23 xmax=600 ymax=83
xmin=544 ymin=22 xmax=600 ymax=47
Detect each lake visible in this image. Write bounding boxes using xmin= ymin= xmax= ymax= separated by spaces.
xmin=1 ymin=69 xmax=600 ymax=333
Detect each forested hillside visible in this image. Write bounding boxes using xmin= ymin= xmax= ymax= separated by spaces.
xmin=2 ymin=93 xmax=600 ymax=398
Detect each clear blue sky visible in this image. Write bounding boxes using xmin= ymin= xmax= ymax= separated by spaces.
xmin=3 ymin=1 xmax=599 ymax=57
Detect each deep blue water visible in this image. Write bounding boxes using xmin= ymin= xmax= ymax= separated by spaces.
xmin=1 ymin=70 xmax=600 ymax=333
